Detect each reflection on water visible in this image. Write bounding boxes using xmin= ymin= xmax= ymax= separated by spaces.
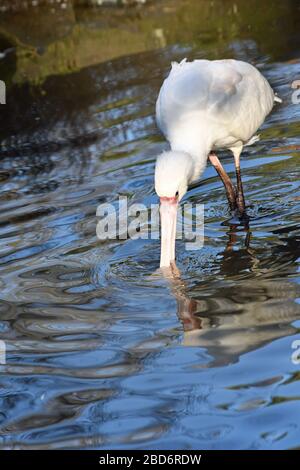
xmin=0 ymin=0 xmax=300 ymax=450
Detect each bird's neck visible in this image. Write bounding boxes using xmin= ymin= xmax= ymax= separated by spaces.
xmin=170 ymin=137 xmax=210 ymax=183
xmin=169 ymin=120 xmax=212 ymax=182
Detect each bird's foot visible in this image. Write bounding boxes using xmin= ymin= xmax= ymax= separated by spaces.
xmin=235 ymin=193 xmax=249 ymax=222
xmin=226 ymin=207 xmax=249 ymax=225
xmin=237 ymin=209 xmax=250 ymax=223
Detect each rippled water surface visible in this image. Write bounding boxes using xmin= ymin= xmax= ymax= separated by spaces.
xmin=0 ymin=0 xmax=300 ymax=449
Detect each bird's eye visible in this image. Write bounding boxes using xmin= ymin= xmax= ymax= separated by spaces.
xmin=175 ymin=191 xmax=179 ymax=197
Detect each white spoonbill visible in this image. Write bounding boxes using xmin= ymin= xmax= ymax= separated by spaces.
xmin=155 ymin=58 xmax=281 ymax=267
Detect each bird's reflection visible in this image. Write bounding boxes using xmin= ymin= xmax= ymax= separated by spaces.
xmin=161 ymin=262 xmax=203 ymax=332
xmin=218 ymin=219 xmax=260 ymax=277
xmin=162 ymin=221 xmax=300 ymax=366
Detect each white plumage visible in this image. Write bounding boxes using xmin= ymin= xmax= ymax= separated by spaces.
xmin=154 ymin=58 xmax=281 ymax=267
xmin=156 ymin=58 xmax=278 ymax=161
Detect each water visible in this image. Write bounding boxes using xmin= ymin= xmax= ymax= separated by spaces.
xmin=0 ymin=0 xmax=300 ymax=450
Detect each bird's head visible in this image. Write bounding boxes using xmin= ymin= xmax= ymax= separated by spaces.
xmin=155 ymin=151 xmax=194 ymax=201
xmin=154 ymin=151 xmax=195 ymax=267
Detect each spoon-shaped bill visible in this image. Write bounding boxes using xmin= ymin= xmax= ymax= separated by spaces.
xmin=159 ymin=198 xmax=178 ymax=267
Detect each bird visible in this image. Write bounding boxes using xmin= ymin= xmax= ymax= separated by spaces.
xmin=154 ymin=58 xmax=281 ymax=267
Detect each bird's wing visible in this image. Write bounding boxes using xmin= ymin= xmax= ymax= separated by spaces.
xmin=156 ymin=59 xmax=275 ymax=144
xmin=212 ymin=60 xmax=275 ymax=127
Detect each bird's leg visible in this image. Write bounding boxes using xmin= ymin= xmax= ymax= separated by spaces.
xmin=225 ymin=223 xmax=238 ymax=253
xmin=244 ymin=220 xmax=251 ymax=248
xmin=209 ymin=152 xmax=237 ymax=211
xmin=231 ymin=147 xmax=246 ymax=216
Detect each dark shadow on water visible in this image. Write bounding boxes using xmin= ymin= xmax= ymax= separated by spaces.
xmin=162 ymin=222 xmax=300 ymax=367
